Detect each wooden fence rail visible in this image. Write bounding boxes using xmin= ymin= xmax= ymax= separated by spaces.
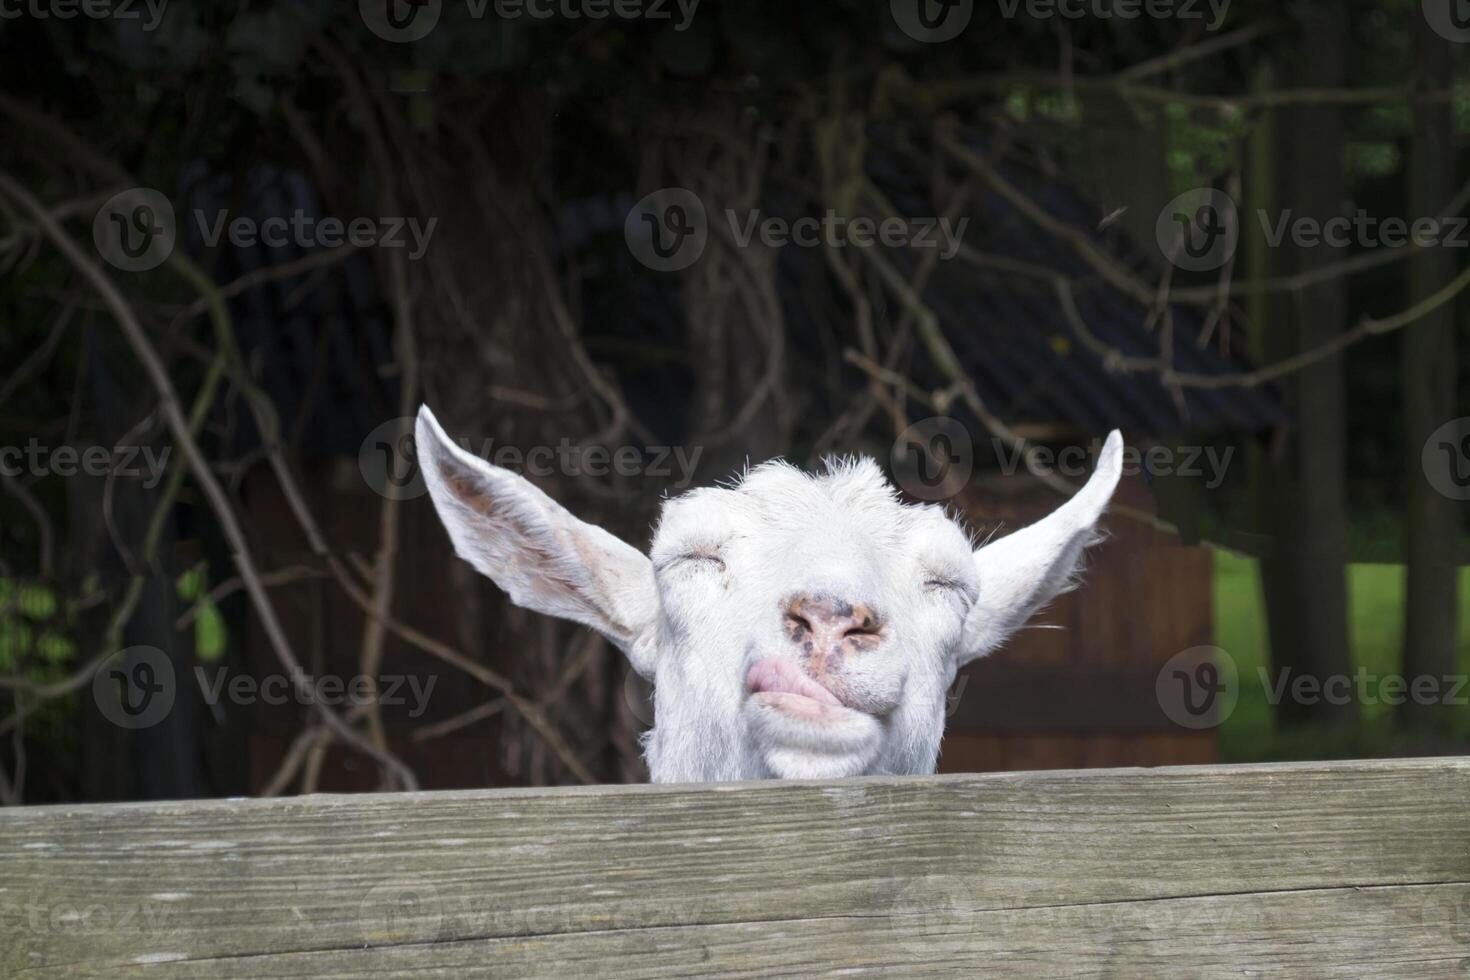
xmin=3 ymin=757 xmax=1469 ymax=978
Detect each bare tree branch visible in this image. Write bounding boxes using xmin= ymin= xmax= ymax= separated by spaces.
xmin=0 ymin=169 xmax=420 ymax=792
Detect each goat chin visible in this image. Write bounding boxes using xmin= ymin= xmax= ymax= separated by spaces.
xmin=744 ymin=693 xmax=884 ymax=779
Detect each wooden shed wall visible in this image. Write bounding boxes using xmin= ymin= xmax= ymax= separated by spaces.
xmin=943 ymin=469 xmax=1216 ymax=772
xmin=237 ymin=464 xmax=1214 ymax=792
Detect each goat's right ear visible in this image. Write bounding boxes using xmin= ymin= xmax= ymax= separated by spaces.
xmin=415 ymin=406 xmax=660 ymax=677
xmin=958 ymin=430 xmax=1124 ymax=667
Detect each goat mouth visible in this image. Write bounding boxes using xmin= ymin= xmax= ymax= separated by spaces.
xmin=745 ymin=658 xmax=860 ymax=723
xmin=744 ymin=657 xmax=885 ymax=777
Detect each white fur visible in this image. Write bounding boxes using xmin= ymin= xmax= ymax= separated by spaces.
xmin=417 ymin=406 xmax=1123 ymax=783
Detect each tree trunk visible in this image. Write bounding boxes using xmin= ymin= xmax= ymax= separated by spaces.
xmin=83 ymin=331 xmax=201 ymax=801
xmin=1255 ymin=12 xmax=1355 ymax=730
xmin=1400 ymin=18 xmax=1461 ymax=732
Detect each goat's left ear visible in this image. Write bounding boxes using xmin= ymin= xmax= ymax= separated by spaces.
xmin=959 ymin=430 xmax=1124 ymax=666
xmin=415 ymin=406 xmax=660 ymax=677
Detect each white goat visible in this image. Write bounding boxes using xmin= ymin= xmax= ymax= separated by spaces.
xmin=416 ymin=406 xmax=1122 ymax=783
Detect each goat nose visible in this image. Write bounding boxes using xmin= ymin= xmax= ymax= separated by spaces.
xmin=783 ymin=593 xmax=884 ymax=652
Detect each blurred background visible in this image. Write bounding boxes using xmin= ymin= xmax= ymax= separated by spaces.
xmin=0 ymin=0 xmax=1466 ymax=804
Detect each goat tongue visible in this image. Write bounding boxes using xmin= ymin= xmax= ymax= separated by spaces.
xmin=746 ymin=658 xmax=841 ymax=706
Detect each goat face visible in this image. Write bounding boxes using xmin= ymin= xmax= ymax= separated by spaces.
xmin=415 ymin=406 xmax=1122 ymax=783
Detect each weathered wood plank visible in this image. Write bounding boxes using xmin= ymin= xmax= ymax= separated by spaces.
xmin=3 ymin=758 xmax=1468 ymax=978
xmin=34 ymin=883 xmax=1470 ymax=979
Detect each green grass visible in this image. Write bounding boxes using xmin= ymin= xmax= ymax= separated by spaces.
xmin=1215 ymin=551 xmax=1470 ymax=762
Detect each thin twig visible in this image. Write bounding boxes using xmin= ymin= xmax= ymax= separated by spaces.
xmin=412 ymin=698 xmax=508 ymax=742
xmin=0 ymin=170 xmax=419 ymax=792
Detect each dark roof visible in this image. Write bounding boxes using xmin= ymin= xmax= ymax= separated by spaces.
xmin=200 ymin=127 xmax=1283 ymax=462
xmin=847 ymin=126 xmax=1284 ymax=437
xmin=180 ymin=162 xmax=401 ymax=461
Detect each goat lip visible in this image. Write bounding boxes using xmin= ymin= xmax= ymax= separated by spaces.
xmin=745 ymin=658 xmax=843 ymax=707
xmin=750 ymin=691 xmax=860 ymax=727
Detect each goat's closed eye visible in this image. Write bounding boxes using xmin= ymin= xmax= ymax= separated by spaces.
xmin=923 ymin=575 xmax=974 ymax=605
xmin=660 ymin=550 xmax=726 ymax=573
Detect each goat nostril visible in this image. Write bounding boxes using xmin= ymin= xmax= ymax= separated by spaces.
xmin=843 ymin=606 xmax=883 ymax=642
xmin=784 ymin=596 xmax=884 ymax=642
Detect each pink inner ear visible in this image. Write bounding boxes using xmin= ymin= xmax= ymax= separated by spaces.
xmin=746 ymin=658 xmax=841 ymax=705
xmin=445 ymin=473 xmax=495 ymax=516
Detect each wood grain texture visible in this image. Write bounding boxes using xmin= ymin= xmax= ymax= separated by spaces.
xmin=3 ymin=758 xmax=1469 ymax=978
